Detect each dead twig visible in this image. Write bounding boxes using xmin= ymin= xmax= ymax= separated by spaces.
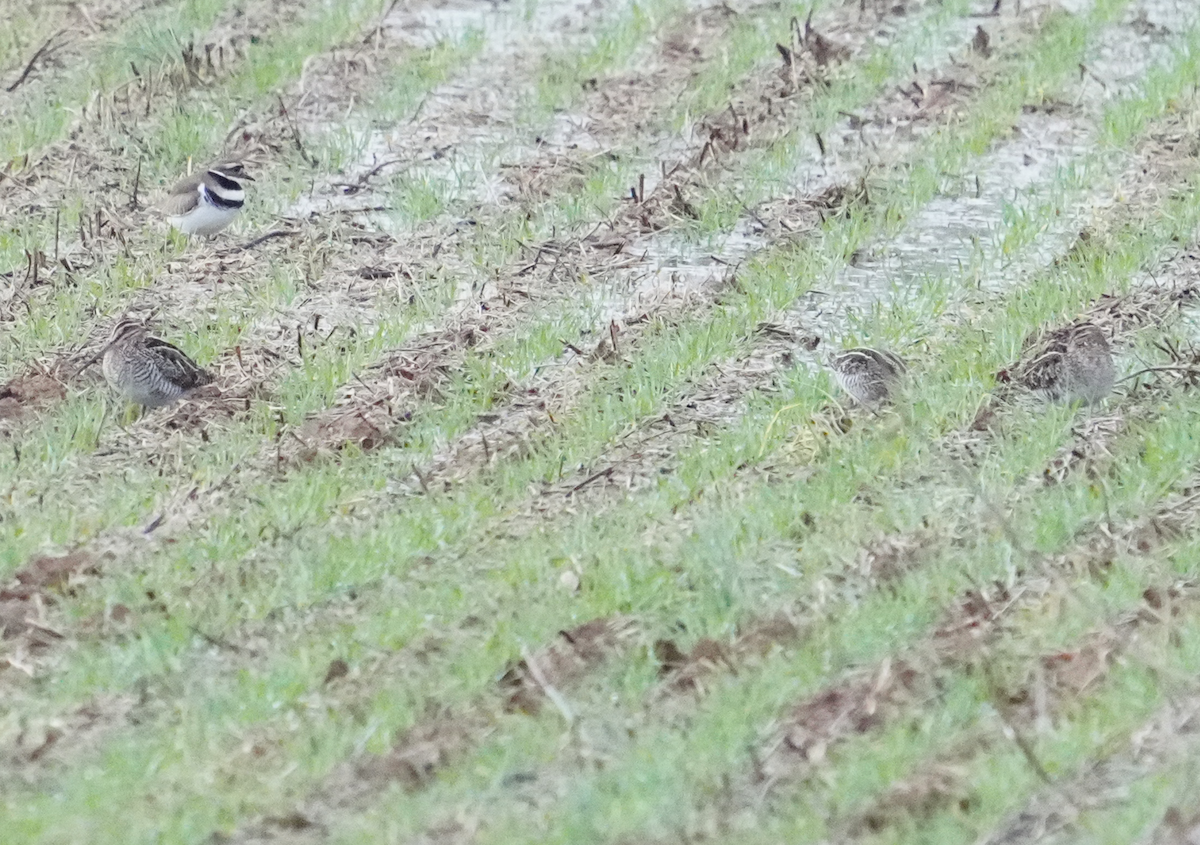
xmin=330 ymin=157 xmax=411 ymax=194
xmin=1118 ymin=364 xmax=1200 ymax=384
xmin=235 ymin=229 xmax=300 ymax=252
xmin=277 ymin=95 xmax=317 ymax=166
xmin=520 ymin=645 xmax=575 ymax=726
xmin=5 ymin=30 xmax=66 ymax=93
xmin=569 ymin=466 xmax=614 ymax=494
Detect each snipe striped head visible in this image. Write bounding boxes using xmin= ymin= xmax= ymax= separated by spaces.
xmin=830 ymin=347 xmax=906 ymax=407
xmin=101 ymin=318 xmax=214 ymax=408
xmin=158 ymin=160 xmax=254 ymax=237
xmin=1017 ymin=321 xmax=1114 ymax=405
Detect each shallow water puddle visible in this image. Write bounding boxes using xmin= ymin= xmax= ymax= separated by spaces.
xmin=288 ymin=0 xmax=643 ymax=222
xmin=786 ymin=0 xmax=1200 ymax=346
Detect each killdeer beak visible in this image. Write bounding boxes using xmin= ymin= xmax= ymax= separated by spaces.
xmin=241 ymin=173 xmax=257 ymax=182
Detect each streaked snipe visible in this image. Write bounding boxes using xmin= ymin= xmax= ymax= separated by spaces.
xmin=101 ymin=319 xmax=214 ymax=408
xmin=1017 ymin=321 xmax=1114 ymax=405
xmin=831 ymin=347 xmax=907 ymax=407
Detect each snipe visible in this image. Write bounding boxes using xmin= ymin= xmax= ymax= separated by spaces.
xmin=831 ymin=347 xmax=906 ymax=407
xmin=1017 ymin=321 xmax=1114 ymax=405
xmin=101 ymin=319 xmax=214 ymax=408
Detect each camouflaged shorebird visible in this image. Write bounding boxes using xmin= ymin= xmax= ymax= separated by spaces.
xmin=157 ymin=160 xmax=253 ymax=236
xmin=101 ymin=319 xmax=214 ymax=408
xmin=1017 ymin=321 xmax=1114 ymax=405
xmin=831 ymin=347 xmax=907 ymax=407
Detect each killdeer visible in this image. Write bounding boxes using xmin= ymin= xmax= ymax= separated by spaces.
xmin=831 ymin=347 xmax=907 ymax=407
xmin=1017 ymin=321 xmax=1114 ymax=405
xmin=157 ymin=160 xmax=254 ymax=236
xmin=101 ymin=318 xmax=214 ymax=408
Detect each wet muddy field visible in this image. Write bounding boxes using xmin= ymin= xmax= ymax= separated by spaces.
xmin=4 ymin=0 xmax=1200 ymax=842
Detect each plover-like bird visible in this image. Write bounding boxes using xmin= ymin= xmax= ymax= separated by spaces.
xmin=157 ymin=160 xmax=253 ymax=236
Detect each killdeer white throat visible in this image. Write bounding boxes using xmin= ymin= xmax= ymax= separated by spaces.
xmin=101 ymin=318 xmax=214 ymax=408
xmin=831 ymin=347 xmax=907 ymax=407
xmin=157 ymin=160 xmax=254 ymax=236
xmin=1016 ymin=321 xmax=1114 ymax=405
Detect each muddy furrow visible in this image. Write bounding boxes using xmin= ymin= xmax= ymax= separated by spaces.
xmin=270 ymin=0 xmax=928 ymax=462
xmin=521 ymin=1 xmax=1200 ymax=511
xmin=348 ymin=0 xmax=994 ymax=491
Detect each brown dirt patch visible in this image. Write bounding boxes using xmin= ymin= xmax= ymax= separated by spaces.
xmin=500 ymin=615 xmax=638 ymax=714
xmin=0 ymin=366 xmax=66 ymax=430
xmin=654 ymin=613 xmax=803 ymax=697
xmin=850 ymin=757 xmax=977 ymax=836
xmin=352 ymin=710 xmax=494 ymax=792
xmin=279 ymin=322 xmax=480 ymax=464
xmin=0 ymin=690 xmax=139 ymax=781
xmin=1 ymin=550 xmax=102 ymax=674
xmin=757 ymin=657 xmax=928 ymax=784
xmin=852 ymin=529 xmax=938 ymax=586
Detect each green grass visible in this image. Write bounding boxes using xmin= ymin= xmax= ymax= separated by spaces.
xmin=0 ymin=0 xmax=232 ymax=161
xmin=5 ymin=0 xmax=1200 ymax=842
